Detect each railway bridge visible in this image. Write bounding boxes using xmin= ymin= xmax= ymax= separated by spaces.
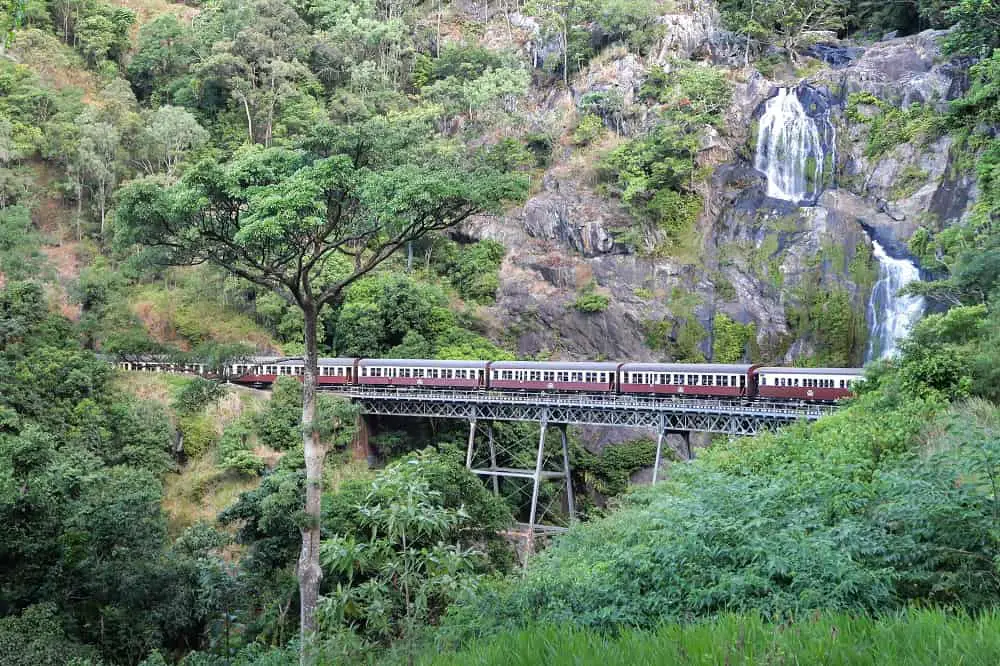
xmin=323 ymin=386 xmax=837 ymax=542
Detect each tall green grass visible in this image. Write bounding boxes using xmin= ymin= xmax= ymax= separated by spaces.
xmin=421 ymin=610 xmax=1000 ymax=665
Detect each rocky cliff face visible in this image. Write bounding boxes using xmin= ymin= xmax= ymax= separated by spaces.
xmin=459 ymin=5 xmax=974 ymax=365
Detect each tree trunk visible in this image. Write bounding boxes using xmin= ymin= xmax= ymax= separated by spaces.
xmin=562 ymin=25 xmax=569 ymax=86
xmin=298 ymin=303 xmax=324 ymax=662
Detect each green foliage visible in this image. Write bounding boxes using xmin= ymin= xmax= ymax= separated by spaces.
xmin=179 ymin=414 xmax=219 ymax=459
xmin=599 ymin=63 xmax=727 ymax=253
xmin=173 ymin=377 xmax=228 ymax=416
xmin=431 ymin=239 xmax=506 ymax=304
xmin=718 ymin=0 xmax=847 ymax=57
xmin=940 ymin=0 xmax=1000 ymax=55
xmin=0 ymin=604 xmax=101 ymax=666
xmin=317 ymin=453 xmax=497 ymax=654
xmin=73 ymin=4 xmax=135 ymax=69
xmin=786 ymin=260 xmax=866 ymax=366
xmin=572 ymin=438 xmax=658 ymax=497
xmin=222 ymin=449 xmax=511 ymax=659
xmin=711 ymin=313 xmax=754 ymax=363
xmin=0 ymin=205 xmax=46 ymax=281
xmin=216 ymin=419 xmax=265 ymax=476
xmin=427 ymin=610 xmax=1000 ymax=666
xmin=253 ymin=376 xmax=303 ymax=451
xmin=421 ymin=63 xmax=529 ymax=123
xmin=0 ymin=281 xmax=213 ymax=664
xmin=846 ymin=93 xmax=943 ymax=158
xmin=573 ymin=283 xmax=610 ymax=313
xmin=439 ymin=391 xmax=1000 ymax=640
xmin=639 ymin=64 xmax=732 ymax=122
xmin=571 ymin=113 xmax=605 ymax=146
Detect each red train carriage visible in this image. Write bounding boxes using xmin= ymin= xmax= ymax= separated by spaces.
xmin=228 ymin=357 xmax=358 ymax=387
xmin=488 ymin=361 xmax=620 ymax=392
xmin=358 ymin=359 xmax=489 ymax=389
xmin=754 ymin=367 xmax=863 ymax=402
xmin=620 ymin=363 xmax=757 ymax=398
xmin=229 ymin=358 xmax=282 ymax=386
xmin=317 ymin=358 xmax=359 ymax=386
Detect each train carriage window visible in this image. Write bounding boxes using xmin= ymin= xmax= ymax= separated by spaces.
xmin=793 ymin=378 xmax=799 ymax=387
xmin=702 ymin=375 xmax=712 ymax=386
xmin=840 ymin=380 xmax=846 ymax=388
xmin=759 ymin=376 xmax=766 ymax=386
xmin=572 ymin=371 xmax=583 ymax=382
xmin=740 ymin=375 xmax=746 ymax=387
xmin=530 ymin=371 xmax=540 ymax=381
xmin=584 ymin=372 xmax=596 ymax=382
xmin=337 ymin=367 xmax=345 ymax=376
xmin=674 ymin=374 xmax=684 ymax=385
xmin=600 ymin=372 xmax=607 ymax=382
xmin=542 ymin=371 xmax=554 ymax=381
xmin=720 ymin=375 xmax=729 ymax=387
xmin=557 ymin=371 xmax=569 ymax=382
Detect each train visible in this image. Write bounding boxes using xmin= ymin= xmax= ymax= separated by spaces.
xmin=117 ymin=357 xmax=865 ymax=403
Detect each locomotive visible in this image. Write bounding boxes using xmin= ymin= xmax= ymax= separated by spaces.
xmin=118 ymin=357 xmax=865 ymax=403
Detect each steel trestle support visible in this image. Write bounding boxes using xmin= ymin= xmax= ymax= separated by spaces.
xmin=328 ymin=387 xmax=836 ymax=545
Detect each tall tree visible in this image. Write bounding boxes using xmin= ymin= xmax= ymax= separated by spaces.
xmin=114 ymin=116 xmax=524 ymax=656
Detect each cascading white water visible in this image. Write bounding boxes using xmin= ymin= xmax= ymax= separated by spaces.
xmin=865 ymin=240 xmax=925 ymax=360
xmin=754 ymin=88 xmax=828 ymax=203
xmin=752 ymin=86 xmax=924 ymax=361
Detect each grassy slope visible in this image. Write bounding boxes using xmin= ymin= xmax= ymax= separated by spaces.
xmin=130 ymin=272 xmax=280 ymax=352
xmin=116 ymin=372 xmax=274 ymax=535
xmin=423 ymin=610 xmax=1000 ymax=666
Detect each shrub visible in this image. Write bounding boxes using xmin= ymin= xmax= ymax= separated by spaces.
xmin=253 ymin=376 xmax=302 ymax=450
xmin=573 ymin=286 xmax=610 ymax=313
xmin=177 ymin=414 xmax=218 ymax=459
xmin=217 ymin=420 xmax=264 ymax=476
xmin=172 ymin=377 xmax=227 ymax=415
xmin=440 ymin=395 xmax=1000 ymax=640
xmin=572 ymin=113 xmax=605 ymax=146
xmin=712 ymin=313 xmax=754 ymax=363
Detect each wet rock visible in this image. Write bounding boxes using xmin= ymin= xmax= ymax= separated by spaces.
xmin=804 ymin=42 xmax=863 ymax=68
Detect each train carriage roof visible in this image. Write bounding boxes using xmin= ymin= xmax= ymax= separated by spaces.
xmin=358 ymin=359 xmax=489 ymax=368
xmin=755 ymin=367 xmax=864 ymax=376
xmin=276 ymin=357 xmax=358 ymax=366
xmin=620 ymin=363 xmax=753 ymax=374
xmin=490 ymin=361 xmax=620 ymax=371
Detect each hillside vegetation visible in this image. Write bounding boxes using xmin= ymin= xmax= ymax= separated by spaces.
xmin=4 ymin=0 xmax=1000 ymax=664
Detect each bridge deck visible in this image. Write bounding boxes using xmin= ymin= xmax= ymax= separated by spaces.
xmin=322 ymin=386 xmax=836 ymax=435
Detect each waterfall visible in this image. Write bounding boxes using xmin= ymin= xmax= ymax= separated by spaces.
xmin=865 ymin=240 xmax=925 ymax=361
xmin=754 ymin=87 xmax=831 ymax=204
xmin=751 ymin=86 xmax=924 ymax=362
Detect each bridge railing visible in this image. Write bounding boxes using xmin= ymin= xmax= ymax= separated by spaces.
xmin=321 ymin=385 xmax=837 ymax=419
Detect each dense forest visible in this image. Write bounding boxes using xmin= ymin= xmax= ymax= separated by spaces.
xmin=3 ymin=0 xmax=1000 ymax=663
